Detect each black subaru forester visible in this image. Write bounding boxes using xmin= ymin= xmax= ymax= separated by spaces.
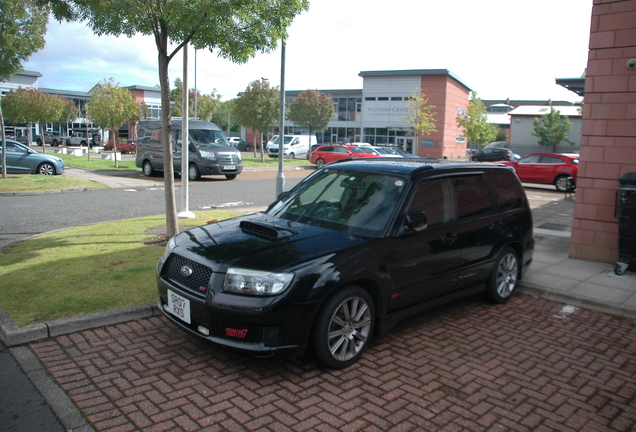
xmin=157 ymin=159 xmax=534 ymax=369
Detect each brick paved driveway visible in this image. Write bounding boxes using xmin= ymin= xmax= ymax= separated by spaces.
xmin=31 ymin=293 xmax=636 ymax=431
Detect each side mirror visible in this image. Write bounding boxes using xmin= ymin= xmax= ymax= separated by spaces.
xmin=405 ymin=211 xmax=428 ymax=232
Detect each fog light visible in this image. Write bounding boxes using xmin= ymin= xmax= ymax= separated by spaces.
xmin=163 ymin=304 xmax=170 ymax=312
xmin=198 ymin=326 xmax=210 ymax=336
xmin=262 ymin=326 xmax=280 ymax=346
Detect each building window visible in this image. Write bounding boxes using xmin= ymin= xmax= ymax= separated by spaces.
xmin=456 ymin=136 xmax=465 ymax=143
xmin=391 ymin=97 xmax=402 ymax=101
xmin=365 ymin=97 xmax=376 ymax=101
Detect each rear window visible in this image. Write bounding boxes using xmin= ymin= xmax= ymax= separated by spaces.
xmin=486 ymin=170 xmax=526 ymax=211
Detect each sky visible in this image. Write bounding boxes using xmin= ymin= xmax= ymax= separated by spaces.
xmin=24 ymin=0 xmax=593 ymax=103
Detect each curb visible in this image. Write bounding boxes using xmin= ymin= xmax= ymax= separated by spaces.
xmin=0 ymin=303 xmax=162 ymax=347
xmin=518 ymin=282 xmax=636 ymax=320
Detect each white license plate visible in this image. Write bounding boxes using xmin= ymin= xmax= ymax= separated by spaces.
xmin=167 ymin=290 xmax=191 ymax=324
xmin=224 ymin=165 xmax=235 ymax=170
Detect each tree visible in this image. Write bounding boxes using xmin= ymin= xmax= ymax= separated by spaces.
xmin=0 ymin=0 xmax=72 ymax=178
xmin=73 ymin=0 xmax=309 ymax=238
xmin=403 ymin=89 xmax=437 ymax=153
xmin=531 ymin=107 xmax=575 ymax=153
xmin=456 ymin=91 xmax=499 ymax=150
xmin=3 ymin=88 xmax=62 ymax=151
xmin=287 ymin=90 xmax=334 ymax=158
xmin=196 ymin=92 xmax=222 ymax=122
xmin=87 ymin=78 xmax=140 ymax=167
xmin=212 ymin=99 xmax=239 ymax=134
xmin=233 ymin=80 xmax=280 ymax=161
xmin=56 ymin=98 xmax=79 ymax=145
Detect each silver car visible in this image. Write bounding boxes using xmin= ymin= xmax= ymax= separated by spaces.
xmin=0 ymin=139 xmax=65 ymax=175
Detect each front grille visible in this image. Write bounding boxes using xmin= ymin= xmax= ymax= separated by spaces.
xmin=269 ymin=148 xmax=278 ymax=154
xmin=163 ymin=254 xmax=213 ymax=296
xmin=218 ymin=152 xmax=239 ymax=165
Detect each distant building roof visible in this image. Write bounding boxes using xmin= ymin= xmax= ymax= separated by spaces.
xmin=126 ymin=85 xmax=161 ymax=93
xmin=40 ymin=88 xmax=90 ymax=98
xmin=509 ymin=105 xmax=582 ymax=117
xmin=358 ymin=69 xmax=473 ymax=91
xmin=555 ymin=77 xmax=586 ymax=96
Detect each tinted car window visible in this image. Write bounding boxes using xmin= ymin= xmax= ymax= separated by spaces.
xmin=486 ymin=170 xmax=526 ymax=211
xmin=518 ymin=155 xmax=540 ymax=164
xmin=268 ymin=168 xmax=408 ymax=236
xmin=407 ymin=178 xmax=455 ymax=227
xmin=539 ymin=156 xmax=564 ymax=164
xmin=454 ymin=175 xmax=494 ymax=219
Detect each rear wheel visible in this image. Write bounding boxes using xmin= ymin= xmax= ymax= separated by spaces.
xmin=486 ymin=247 xmax=519 ymax=304
xmin=37 ymin=163 xmax=55 ymax=175
xmin=188 ymin=164 xmax=201 ymax=181
xmin=312 ymin=285 xmax=374 ymax=369
xmin=52 ymin=140 xmax=59 ymax=147
xmin=316 ymin=158 xmax=326 ymax=169
xmin=555 ymin=175 xmax=574 ymax=193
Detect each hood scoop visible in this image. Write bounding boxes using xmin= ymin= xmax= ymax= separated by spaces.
xmin=239 ymin=220 xmax=297 ymax=241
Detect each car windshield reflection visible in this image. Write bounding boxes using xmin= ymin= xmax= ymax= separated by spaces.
xmin=267 ymin=168 xmax=408 ymax=237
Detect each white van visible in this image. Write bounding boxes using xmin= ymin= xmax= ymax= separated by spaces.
xmin=266 ymin=135 xmax=317 ymax=159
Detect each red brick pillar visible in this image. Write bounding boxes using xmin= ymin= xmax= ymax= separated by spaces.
xmin=571 ymin=0 xmax=636 ymax=262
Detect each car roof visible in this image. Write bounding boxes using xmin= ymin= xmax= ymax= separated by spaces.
xmin=522 ymin=153 xmax=579 ymax=158
xmin=321 ymin=158 xmax=514 ymax=178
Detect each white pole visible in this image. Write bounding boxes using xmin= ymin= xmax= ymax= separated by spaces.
xmin=179 ymin=43 xmax=195 ymax=219
xmin=276 ymin=39 xmax=286 ymax=197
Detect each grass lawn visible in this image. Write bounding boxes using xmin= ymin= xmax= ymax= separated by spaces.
xmin=56 ymin=153 xmax=138 ymax=170
xmin=0 ymin=210 xmax=241 ymax=327
xmin=0 ymin=174 xmax=107 ymax=193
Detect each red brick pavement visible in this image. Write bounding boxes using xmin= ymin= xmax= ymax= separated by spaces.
xmin=30 ymin=294 xmax=636 ymax=431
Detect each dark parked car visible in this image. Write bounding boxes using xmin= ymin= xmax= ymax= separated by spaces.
xmin=229 ymin=137 xmax=253 ymax=151
xmin=156 ymin=159 xmax=534 ymax=368
xmin=0 ymin=139 xmax=65 ymax=175
xmin=471 ymin=147 xmax=516 ymax=162
xmin=498 ymin=153 xmax=579 ymax=192
xmin=35 ymin=131 xmax=63 ymax=147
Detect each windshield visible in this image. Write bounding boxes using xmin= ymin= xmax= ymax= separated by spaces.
xmin=177 ymin=129 xmax=230 ymax=148
xmin=267 ymin=168 xmax=408 ymax=237
xmin=270 ymin=136 xmax=294 ymax=145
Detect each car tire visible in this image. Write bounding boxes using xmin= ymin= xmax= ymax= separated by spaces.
xmin=555 ymin=175 xmax=575 ymax=193
xmin=312 ymin=285 xmax=374 ymax=369
xmin=142 ymin=160 xmax=155 ymax=177
xmin=289 ymin=152 xmax=296 ymax=159
xmin=36 ymin=139 xmax=43 ymax=146
xmin=471 ymin=157 xmax=478 ymax=162
xmin=80 ymin=140 xmax=87 ymax=147
xmin=245 ymin=144 xmax=251 ymax=152
xmin=485 ymin=247 xmax=519 ymax=304
xmin=52 ymin=140 xmax=59 ymax=147
xmin=37 ymin=163 xmax=56 ymax=175
xmin=188 ymin=164 xmax=201 ymax=181
xmin=316 ymin=158 xmax=326 ymax=169
xmin=225 ymin=174 xmax=237 ymax=180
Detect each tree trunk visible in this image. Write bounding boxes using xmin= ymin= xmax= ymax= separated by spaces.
xmin=158 ymin=34 xmax=179 ymax=239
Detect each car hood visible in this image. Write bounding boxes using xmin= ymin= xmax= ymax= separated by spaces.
xmin=173 ymin=212 xmax=369 ymax=271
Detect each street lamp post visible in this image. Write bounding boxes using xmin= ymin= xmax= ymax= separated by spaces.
xmin=276 ymin=39 xmax=286 ymax=197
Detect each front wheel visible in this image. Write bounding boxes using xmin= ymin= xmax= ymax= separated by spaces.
xmin=312 ymin=285 xmax=374 ymax=369
xmin=188 ymin=164 xmax=201 ymax=181
xmin=52 ymin=140 xmax=59 ymax=147
xmin=316 ymin=158 xmax=326 ymax=169
xmin=555 ymin=175 xmax=575 ymax=193
xmin=245 ymin=144 xmax=251 ymax=152
xmin=37 ymin=163 xmax=55 ymax=175
xmin=142 ymin=160 xmax=155 ymax=177
xmin=288 ymin=152 xmax=296 ymax=159
xmin=486 ymin=247 xmax=519 ymax=304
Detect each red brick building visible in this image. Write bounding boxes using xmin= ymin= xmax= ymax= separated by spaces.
xmin=571 ymin=0 xmax=636 ymax=263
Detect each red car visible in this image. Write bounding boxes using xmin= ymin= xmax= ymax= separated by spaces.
xmin=499 ymin=153 xmax=579 ymax=192
xmin=310 ymin=144 xmax=380 ymax=168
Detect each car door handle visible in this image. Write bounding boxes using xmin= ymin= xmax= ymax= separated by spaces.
xmin=490 ymin=221 xmax=504 ymax=231
xmin=441 ymin=233 xmax=459 ymax=244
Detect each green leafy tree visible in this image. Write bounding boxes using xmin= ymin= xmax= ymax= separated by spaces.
xmin=212 ymin=99 xmax=239 ymax=134
xmin=456 ymin=92 xmax=499 ymax=151
xmin=87 ymin=78 xmax=140 ymax=167
xmin=73 ymin=0 xmax=309 ymax=238
xmin=56 ymin=98 xmax=79 ymax=145
xmin=286 ymin=90 xmax=334 ymax=158
xmin=196 ymin=92 xmax=222 ymax=122
xmin=404 ymin=89 xmax=437 ymax=152
xmin=3 ymin=88 xmax=62 ymax=151
xmin=531 ymin=107 xmax=575 ymax=153
xmin=0 ymin=0 xmax=72 ymax=178
xmin=233 ymin=80 xmax=280 ymax=161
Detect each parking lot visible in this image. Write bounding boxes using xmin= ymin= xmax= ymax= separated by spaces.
xmin=31 ymin=292 xmax=636 ymax=431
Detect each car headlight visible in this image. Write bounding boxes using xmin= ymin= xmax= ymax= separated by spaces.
xmin=224 ymin=267 xmax=293 ymax=296
xmin=199 ymin=151 xmax=217 ymax=160
xmin=237 ymin=152 xmax=242 ymax=161
xmin=163 ymin=236 xmax=178 ymax=259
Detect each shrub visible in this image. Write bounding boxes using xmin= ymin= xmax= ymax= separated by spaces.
xmin=105 ymin=139 xmax=136 ymax=154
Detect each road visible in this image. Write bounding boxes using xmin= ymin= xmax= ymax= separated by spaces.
xmin=0 ymin=169 xmax=308 ymax=250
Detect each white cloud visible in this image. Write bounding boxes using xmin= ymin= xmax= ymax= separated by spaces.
xmin=25 ymin=0 xmax=592 ymax=102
